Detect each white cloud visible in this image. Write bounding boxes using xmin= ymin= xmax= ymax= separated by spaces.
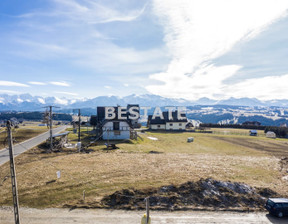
xmin=104 ymin=85 xmax=111 ymax=89
xmin=20 ymin=0 xmax=146 ymax=24
xmin=50 ymin=81 xmax=70 ymax=87
xmin=148 ymin=64 xmax=241 ymax=100
xmin=54 ymin=91 xmax=78 ymax=96
xmin=12 ymin=39 xmax=68 ymax=60
xmin=225 ymin=74 xmax=288 ymax=100
xmin=0 ymin=81 xmax=29 ymax=87
xmin=17 ymin=40 xmax=66 ymax=53
xmin=28 ymin=81 xmax=46 ymax=85
xmin=0 ymin=90 xmax=21 ymax=94
xmin=9 ymin=0 xmax=168 ymax=76
xmin=73 ymin=43 xmax=169 ymax=75
xmin=51 ymin=0 xmax=146 ymax=24
xmin=147 ymin=0 xmax=288 ymax=100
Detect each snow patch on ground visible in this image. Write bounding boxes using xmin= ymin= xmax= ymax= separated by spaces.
xmin=147 ymin=137 xmax=158 ymax=141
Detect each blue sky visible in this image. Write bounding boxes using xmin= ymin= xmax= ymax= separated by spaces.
xmin=0 ymin=0 xmax=288 ymax=101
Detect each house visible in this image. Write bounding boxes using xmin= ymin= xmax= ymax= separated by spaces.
xmin=147 ymin=111 xmax=188 ymax=131
xmin=127 ymin=104 xmax=141 ymax=129
xmin=147 ymin=115 xmax=165 ymax=130
xmin=95 ymin=105 xmax=139 ymax=140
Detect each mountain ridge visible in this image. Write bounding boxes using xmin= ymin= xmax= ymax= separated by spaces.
xmin=1 ymin=93 xmax=288 ymax=111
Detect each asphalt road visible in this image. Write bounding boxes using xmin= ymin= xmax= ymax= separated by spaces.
xmin=1 ymin=207 xmax=288 ymax=224
xmin=0 ymin=126 xmax=67 ymax=166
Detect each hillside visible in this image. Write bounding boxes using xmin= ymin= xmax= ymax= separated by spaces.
xmin=1 ymin=94 xmax=288 ymax=111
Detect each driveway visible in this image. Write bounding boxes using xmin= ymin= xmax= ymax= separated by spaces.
xmin=0 ymin=126 xmax=67 ymax=166
xmin=1 ymin=207 xmax=287 ymax=224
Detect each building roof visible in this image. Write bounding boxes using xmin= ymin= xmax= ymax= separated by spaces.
xmin=148 ymin=111 xmax=187 ymax=125
xmin=102 ymin=119 xmax=132 ymax=128
xmin=96 ymin=106 xmax=133 ymax=128
xmin=163 ymin=111 xmax=187 ymax=122
xmin=148 ymin=115 xmax=166 ymax=124
xmin=97 ymin=106 xmax=128 ymax=122
xmin=127 ymin=104 xmax=140 ymax=120
xmin=127 ymin=104 xmax=139 ymax=109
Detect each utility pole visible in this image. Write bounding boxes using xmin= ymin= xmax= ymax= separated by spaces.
xmin=73 ymin=109 xmax=81 ymax=142
xmin=73 ymin=109 xmax=81 ymax=152
xmin=7 ymin=121 xmax=21 ymax=224
xmin=49 ymin=106 xmax=53 ymax=152
xmin=78 ymin=109 xmax=81 ymax=142
xmin=43 ymin=106 xmax=59 ymax=152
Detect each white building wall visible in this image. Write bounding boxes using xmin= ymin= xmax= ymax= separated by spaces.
xmin=150 ymin=124 xmax=165 ymax=130
xmin=102 ymin=121 xmax=131 ymax=140
xmin=165 ymin=122 xmax=186 ymax=130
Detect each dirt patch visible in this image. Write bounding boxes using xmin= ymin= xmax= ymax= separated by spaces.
xmin=280 ymin=157 xmax=288 ymax=171
xmin=100 ymin=178 xmax=279 ymax=211
xmin=212 ymin=136 xmax=288 ymax=157
xmin=148 ymin=151 xmax=163 ymax=154
xmin=280 ymin=157 xmax=288 ymax=182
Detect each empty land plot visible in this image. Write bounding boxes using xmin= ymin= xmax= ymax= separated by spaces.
xmin=211 ymin=128 xmax=266 ymax=137
xmin=0 ymin=131 xmax=287 ymax=208
xmin=0 ymin=126 xmax=48 ymax=149
xmin=212 ymin=135 xmax=288 ymax=157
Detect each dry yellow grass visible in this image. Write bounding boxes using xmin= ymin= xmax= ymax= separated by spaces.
xmin=211 ymin=128 xmax=266 ymax=137
xmin=0 ymin=126 xmax=48 ymax=149
xmin=0 ymin=129 xmax=287 ymax=208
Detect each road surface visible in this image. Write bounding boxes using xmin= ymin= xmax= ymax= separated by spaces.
xmin=0 ymin=207 xmax=287 ymax=224
xmin=0 ymin=126 xmax=67 ymax=166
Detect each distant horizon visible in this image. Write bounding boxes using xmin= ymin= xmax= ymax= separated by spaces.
xmin=1 ymin=92 xmax=288 ymax=104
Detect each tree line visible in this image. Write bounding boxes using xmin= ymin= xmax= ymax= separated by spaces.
xmin=0 ymin=112 xmax=72 ymax=121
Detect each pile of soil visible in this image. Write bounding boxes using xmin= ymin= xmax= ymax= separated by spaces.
xmin=280 ymin=157 xmax=288 ymax=181
xmin=101 ymin=178 xmax=279 ymax=211
xmin=280 ymin=157 xmax=288 ymax=172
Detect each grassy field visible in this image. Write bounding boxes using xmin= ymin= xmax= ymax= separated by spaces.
xmin=210 ymin=128 xmax=266 ymax=137
xmin=0 ymin=129 xmax=287 ymax=208
xmin=0 ymin=125 xmax=48 ymax=149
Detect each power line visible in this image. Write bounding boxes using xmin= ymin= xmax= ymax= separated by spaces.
xmin=43 ymin=106 xmax=60 ymax=152
xmin=77 ymin=109 xmax=81 ymax=143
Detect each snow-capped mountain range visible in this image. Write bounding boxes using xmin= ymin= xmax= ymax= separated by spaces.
xmin=1 ymin=93 xmax=288 ymax=111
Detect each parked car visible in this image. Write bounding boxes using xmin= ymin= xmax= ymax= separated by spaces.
xmin=265 ymin=198 xmax=288 ymax=218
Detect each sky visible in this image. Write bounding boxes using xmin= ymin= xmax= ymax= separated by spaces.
xmin=0 ymin=0 xmax=288 ymax=101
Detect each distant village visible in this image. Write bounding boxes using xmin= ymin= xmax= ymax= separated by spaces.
xmin=89 ymin=105 xmax=189 ymax=140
